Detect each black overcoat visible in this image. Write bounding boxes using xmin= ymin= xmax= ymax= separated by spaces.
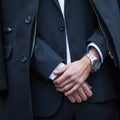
xmin=0 ymin=0 xmax=38 ymax=120
xmin=0 ymin=0 xmax=120 ymax=120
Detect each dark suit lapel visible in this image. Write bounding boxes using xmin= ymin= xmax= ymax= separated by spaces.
xmin=53 ymin=0 xmax=61 ymax=10
xmin=53 ymin=0 xmax=69 ymax=16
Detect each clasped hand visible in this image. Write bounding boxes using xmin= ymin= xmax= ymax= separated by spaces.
xmin=53 ymin=56 xmax=93 ymax=103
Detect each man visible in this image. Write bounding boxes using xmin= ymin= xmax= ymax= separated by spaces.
xmin=30 ymin=0 xmax=119 ymax=120
xmin=0 ymin=0 xmax=120 ymax=120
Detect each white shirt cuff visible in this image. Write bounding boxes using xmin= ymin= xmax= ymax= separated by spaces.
xmin=87 ymin=42 xmax=103 ymax=64
xmin=49 ymin=63 xmax=65 ymax=80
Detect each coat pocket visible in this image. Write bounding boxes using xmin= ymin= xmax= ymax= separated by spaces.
xmin=4 ymin=44 xmax=13 ymax=59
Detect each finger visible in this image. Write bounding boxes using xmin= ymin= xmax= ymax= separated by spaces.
xmin=65 ymin=84 xmax=80 ymax=96
xmin=82 ymin=83 xmax=93 ymax=97
xmin=78 ymin=88 xmax=88 ymax=101
xmin=53 ymin=75 xmax=66 ymax=85
xmin=53 ymin=71 xmax=71 ymax=85
xmin=54 ymin=65 xmax=69 ymax=75
xmin=56 ymin=82 xmax=74 ymax=92
xmin=73 ymin=93 xmax=82 ymax=103
xmin=55 ymin=78 xmax=73 ymax=88
xmin=67 ymin=95 xmax=76 ymax=103
xmin=84 ymin=82 xmax=92 ymax=89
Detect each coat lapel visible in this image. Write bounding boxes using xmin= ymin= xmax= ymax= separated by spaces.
xmin=52 ymin=0 xmax=71 ymax=18
xmin=53 ymin=0 xmax=61 ymax=10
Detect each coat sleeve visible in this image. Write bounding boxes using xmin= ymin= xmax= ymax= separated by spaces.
xmin=0 ymin=9 xmax=7 ymax=97
xmin=87 ymin=28 xmax=108 ymax=60
xmin=31 ymin=36 xmax=64 ymax=81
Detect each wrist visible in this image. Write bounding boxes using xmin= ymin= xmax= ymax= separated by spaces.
xmin=89 ymin=47 xmax=100 ymax=60
xmin=82 ymin=55 xmax=92 ymax=72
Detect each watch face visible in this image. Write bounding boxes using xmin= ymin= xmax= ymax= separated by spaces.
xmin=93 ymin=59 xmax=101 ymax=71
xmin=86 ymin=53 xmax=101 ymax=72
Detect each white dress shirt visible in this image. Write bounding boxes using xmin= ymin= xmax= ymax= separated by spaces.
xmin=49 ymin=0 xmax=103 ymax=80
xmin=58 ymin=0 xmax=71 ymax=64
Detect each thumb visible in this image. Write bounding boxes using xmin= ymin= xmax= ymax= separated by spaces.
xmin=54 ymin=65 xmax=69 ymax=75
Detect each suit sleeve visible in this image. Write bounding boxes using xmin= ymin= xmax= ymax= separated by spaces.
xmin=87 ymin=28 xmax=108 ymax=60
xmin=0 ymin=10 xmax=7 ymax=97
xmin=31 ymin=36 xmax=64 ymax=81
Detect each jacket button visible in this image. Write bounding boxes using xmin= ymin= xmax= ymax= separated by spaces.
xmin=4 ymin=27 xmax=13 ymax=33
xmin=20 ymin=56 xmax=27 ymax=63
xmin=25 ymin=16 xmax=32 ymax=24
xmin=59 ymin=25 xmax=65 ymax=31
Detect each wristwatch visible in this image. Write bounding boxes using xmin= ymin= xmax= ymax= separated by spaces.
xmin=86 ymin=53 xmax=101 ymax=72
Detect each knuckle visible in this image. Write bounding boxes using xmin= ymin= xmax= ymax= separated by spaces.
xmin=71 ymin=88 xmax=76 ymax=93
xmin=68 ymin=72 xmax=73 ymax=78
xmin=56 ymin=81 xmax=60 ymax=84
xmin=79 ymin=80 xmax=83 ymax=86
xmin=82 ymin=85 xmax=86 ymax=89
xmin=63 ymin=87 xmax=67 ymax=92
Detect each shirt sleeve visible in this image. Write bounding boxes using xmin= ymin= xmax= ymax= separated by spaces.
xmin=49 ymin=63 xmax=65 ymax=80
xmin=87 ymin=42 xmax=103 ymax=64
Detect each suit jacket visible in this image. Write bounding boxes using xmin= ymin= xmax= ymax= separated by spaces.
xmin=30 ymin=0 xmax=118 ymax=117
xmin=0 ymin=0 xmax=120 ymax=120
